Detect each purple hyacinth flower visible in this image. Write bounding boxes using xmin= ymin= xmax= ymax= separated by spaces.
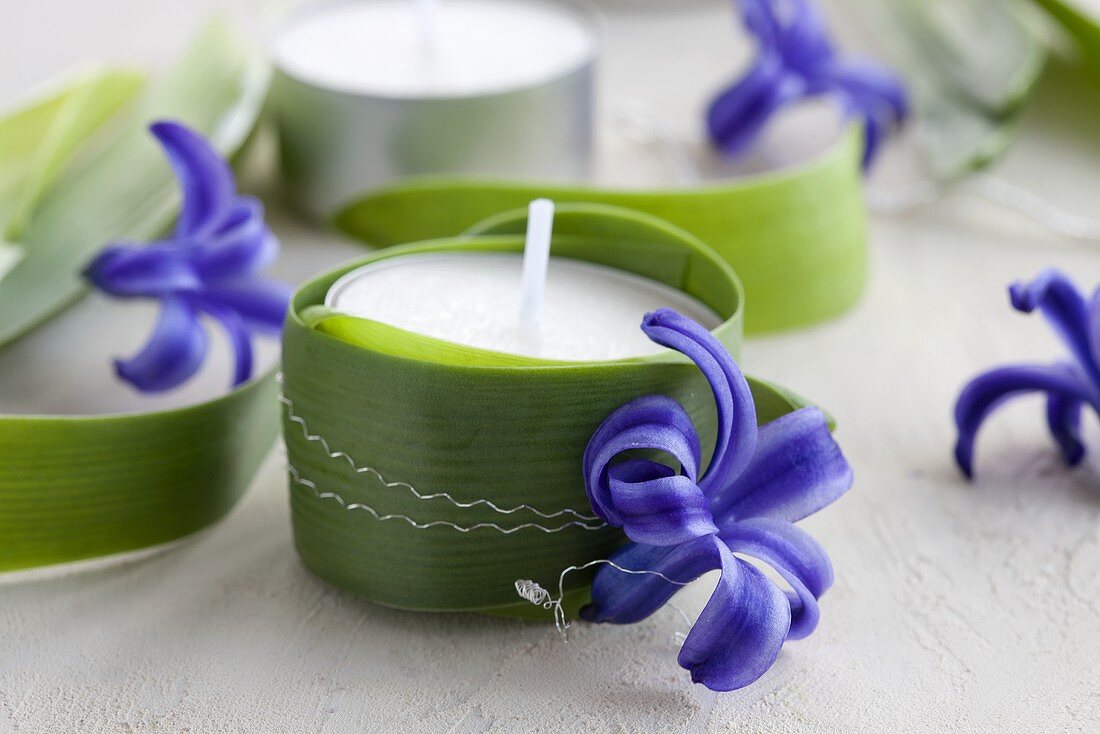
xmin=955 ymin=269 xmax=1100 ymax=478
xmin=581 ymin=309 xmax=853 ymax=691
xmin=84 ymin=121 xmax=291 ymax=393
xmin=707 ymin=0 xmax=907 ymax=170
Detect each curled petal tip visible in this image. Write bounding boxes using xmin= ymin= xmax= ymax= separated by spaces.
xmin=953 ymin=440 xmax=975 ymax=480
xmin=1066 ymin=445 xmax=1086 ymax=467
xmin=639 ymin=307 xmax=758 ymax=494
xmin=112 ymin=298 xmax=207 ymax=393
xmin=1008 ymin=268 xmax=1078 ymax=314
xmin=82 ymin=247 xmax=122 ymax=285
xmin=1008 ymin=281 xmax=1030 ymax=313
xmin=641 ymin=308 xmax=677 ymax=329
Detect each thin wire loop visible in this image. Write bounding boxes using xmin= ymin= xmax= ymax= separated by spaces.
xmin=277 ymin=374 xmax=602 ymax=523
xmin=514 ymin=559 xmax=691 ymax=635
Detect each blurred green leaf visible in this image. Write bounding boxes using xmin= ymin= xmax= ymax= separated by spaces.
xmin=841 ymin=0 xmax=1046 ymax=178
xmin=0 ymin=66 xmax=145 ymax=242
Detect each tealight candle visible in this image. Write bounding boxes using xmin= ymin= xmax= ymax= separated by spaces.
xmin=324 ymin=201 xmax=721 ymax=361
xmin=281 ymin=203 xmax=761 ymax=613
xmin=270 ymin=0 xmax=599 ymax=218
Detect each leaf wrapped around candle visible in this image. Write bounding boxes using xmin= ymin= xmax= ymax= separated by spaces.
xmin=333 ymin=126 xmax=866 ymax=334
xmin=0 ymin=21 xmax=274 ymax=572
xmin=282 ymin=205 xmax=823 ymax=615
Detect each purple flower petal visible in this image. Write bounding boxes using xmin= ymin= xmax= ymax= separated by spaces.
xmin=707 ymin=57 xmax=803 ymax=156
xmin=114 ymin=296 xmax=207 ymax=392
xmin=608 ymin=459 xmax=718 ymax=546
xmin=199 ymin=301 xmax=253 ymax=387
xmin=1090 ymin=288 xmax=1100 ymax=370
xmin=201 ymin=279 xmax=292 ymax=334
xmin=1046 ymin=392 xmax=1086 ymax=467
xmin=719 ymin=517 xmax=832 ymax=640
xmin=150 ymin=120 xmax=236 ymax=239
xmin=641 ymin=309 xmax=758 ymax=498
xmin=776 ymin=0 xmax=835 ymax=74
xmin=197 ymin=197 xmax=278 ymax=279
xmin=954 ymin=362 xmax=1095 ymax=478
xmin=828 ymin=57 xmax=908 ymax=123
xmin=678 ymin=537 xmax=791 ymax=691
xmin=582 ymin=536 xmax=721 ymax=625
xmin=739 ymin=0 xmax=780 ymax=47
xmin=584 ymin=534 xmax=796 ymax=691
xmin=710 ymin=407 xmax=852 ymax=525
xmin=83 ymin=242 xmax=202 ymax=297
xmin=1010 ymin=270 xmax=1100 ymax=385
xmin=584 ymin=394 xmax=702 ymax=528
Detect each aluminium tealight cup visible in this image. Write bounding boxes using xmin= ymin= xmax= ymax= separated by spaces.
xmin=268 ymin=0 xmax=602 ymax=220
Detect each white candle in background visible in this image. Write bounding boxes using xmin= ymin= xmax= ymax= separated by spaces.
xmin=271 ymin=0 xmax=599 ymax=218
xmin=325 ymin=253 xmax=721 ymax=362
xmin=274 ymin=0 xmax=596 ymax=98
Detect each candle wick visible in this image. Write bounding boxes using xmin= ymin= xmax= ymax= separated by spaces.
xmin=519 ymin=199 xmax=555 ymax=338
xmin=416 ymin=0 xmax=440 ymax=58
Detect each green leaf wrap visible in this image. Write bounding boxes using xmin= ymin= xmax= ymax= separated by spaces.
xmin=283 ymin=205 xmax=817 ymax=614
xmin=333 ymin=127 xmax=868 ymax=335
xmin=0 ymin=375 xmax=279 ymax=572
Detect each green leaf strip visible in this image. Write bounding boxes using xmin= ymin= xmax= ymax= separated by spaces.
xmin=0 ymin=373 xmax=279 ymax=572
xmin=333 ymin=126 xmax=869 ymax=335
xmin=1030 ymin=0 xmax=1100 ymax=70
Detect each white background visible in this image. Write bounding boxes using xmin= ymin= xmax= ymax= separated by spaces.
xmin=2 ymin=0 xmax=1100 ymax=731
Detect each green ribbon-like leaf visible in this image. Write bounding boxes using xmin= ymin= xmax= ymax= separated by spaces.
xmin=0 ymin=66 xmax=145 ymax=244
xmin=284 ymin=204 xmax=820 ymax=615
xmin=1031 ymin=0 xmax=1100 ymax=68
xmin=839 ymin=0 xmax=1046 ymax=179
xmin=0 ymin=66 xmax=144 ymax=281
xmin=333 ymin=127 xmax=868 ymax=335
xmin=0 ymin=376 xmax=279 ymax=572
xmin=0 ymin=21 xmax=275 ymax=573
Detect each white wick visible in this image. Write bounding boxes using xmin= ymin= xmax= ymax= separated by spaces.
xmin=519 ymin=198 xmax=555 ymax=337
xmin=416 ymin=0 xmax=440 ymax=56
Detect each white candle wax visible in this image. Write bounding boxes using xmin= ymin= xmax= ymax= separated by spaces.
xmin=325 ymin=253 xmax=722 ymax=361
xmin=273 ymin=0 xmax=597 ymax=98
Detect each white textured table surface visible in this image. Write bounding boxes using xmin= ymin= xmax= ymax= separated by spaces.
xmin=3 ymin=2 xmax=1100 ymax=732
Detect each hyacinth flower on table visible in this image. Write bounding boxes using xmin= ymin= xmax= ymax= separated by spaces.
xmin=955 ymin=269 xmax=1100 ymax=478
xmin=707 ymin=0 xmax=907 ymax=170
xmin=954 ymin=269 xmax=1100 ymax=477
xmin=84 ymin=120 xmax=290 ymax=392
xmin=582 ymin=309 xmax=853 ymax=691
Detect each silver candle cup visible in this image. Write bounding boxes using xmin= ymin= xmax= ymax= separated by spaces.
xmin=269 ymin=0 xmax=601 ymax=220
